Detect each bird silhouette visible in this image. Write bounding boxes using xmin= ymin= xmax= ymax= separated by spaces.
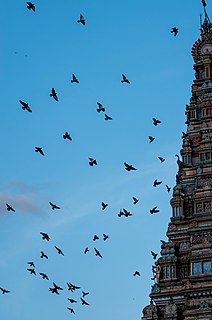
xmin=35 ymin=147 xmax=44 ymax=156
xmin=151 ymin=251 xmax=158 ymax=260
xmin=67 ymin=283 xmax=80 ymax=292
xmin=150 ymin=207 xmax=159 ymax=214
xmin=77 ymin=14 xmax=85 ymax=25
xmin=82 ymin=291 xmax=89 ymax=298
xmin=27 ymin=268 xmax=36 ymax=275
xmin=49 ymin=282 xmax=63 ymax=295
xmin=40 ymin=251 xmax=48 ymax=259
xmin=118 ymin=209 xmax=124 ymax=217
xmin=97 ymin=102 xmax=105 ymax=112
xmin=171 ymin=27 xmax=178 ymax=36
xmin=50 ymin=88 xmax=58 ymax=101
xmin=103 ymin=233 xmax=109 ymax=241
xmin=132 ymin=197 xmax=139 ymax=205
xmin=71 ymin=74 xmax=79 ymax=83
xmin=153 ymin=179 xmax=162 ymax=187
xmin=123 ymin=208 xmax=133 ymax=217
xmin=94 ymin=247 xmax=102 ymax=258
xmin=104 ymin=114 xmax=112 ymax=120
xmin=0 ymin=288 xmax=10 ymax=294
xmin=101 ymin=202 xmax=108 ymax=210
xmin=93 ymin=235 xmax=99 ymax=241
xmin=158 ymin=157 xmax=165 ymax=163
xmin=26 ymin=2 xmax=35 ymax=11
xmin=68 ymin=298 xmax=77 ymax=303
xmin=40 ymin=232 xmax=50 ymax=241
xmin=166 ymin=184 xmax=171 ymax=193
xmin=80 ymin=297 xmax=90 ymax=305
xmin=152 ymin=118 xmax=161 ymax=126
xmin=55 ymin=246 xmax=64 ymax=256
xmin=49 ymin=202 xmax=60 ymax=210
xmin=88 ymin=157 xmax=97 ymax=166
xmin=63 ymin=132 xmax=72 ymax=141
xmin=124 ymin=162 xmax=137 ymax=171
xmin=39 ymin=272 xmax=49 ymax=280
xmin=149 ymin=136 xmax=155 ymax=143
xmin=67 ymin=308 xmax=75 ymax=314
xmin=133 ymin=271 xmax=140 ymax=276
xmin=84 ymin=247 xmax=89 ymax=254
xmin=6 ymin=203 xmax=15 ymax=212
xmin=27 ymin=261 xmax=35 ymax=267
xmin=121 ymin=74 xmax=130 ymax=84
xmin=19 ymin=100 xmax=32 ymax=112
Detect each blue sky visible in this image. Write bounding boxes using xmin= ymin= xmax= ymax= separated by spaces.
xmin=0 ymin=0 xmax=208 ymax=319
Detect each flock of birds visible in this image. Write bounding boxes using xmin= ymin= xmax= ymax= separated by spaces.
xmin=1 ymin=1 xmax=184 ymax=318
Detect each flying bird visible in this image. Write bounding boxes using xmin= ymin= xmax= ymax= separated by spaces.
xmin=153 ymin=179 xmax=162 ymax=187
xmin=104 ymin=114 xmax=112 ymax=120
xmin=151 ymin=251 xmax=158 ymax=260
xmin=50 ymin=88 xmax=58 ymax=101
xmin=158 ymin=157 xmax=165 ymax=163
xmin=171 ymin=27 xmax=178 ymax=36
xmin=67 ymin=308 xmax=75 ymax=314
xmin=84 ymin=247 xmax=89 ymax=254
xmin=63 ymin=132 xmax=72 ymax=141
xmin=27 ymin=268 xmax=36 ymax=275
xmin=67 ymin=283 xmax=80 ymax=292
xmin=49 ymin=283 xmax=63 ymax=295
xmin=150 ymin=207 xmax=159 ymax=214
xmin=19 ymin=100 xmax=32 ymax=112
xmin=149 ymin=136 xmax=155 ymax=143
xmin=26 ymin=2 xmax=35 ymax=12
xmin=55 ymin=246 xmax=64 ymax=256
xmin=97 ymin=102 xmax=105 ymax=112
xmin=6 ymin=203 xmax=15 ymax=212
xmin=152 ymin=118 xmax=161 ymax=126
xmin=77 ymin=14 xmax=85 ymax=25
xmin=0 ymin=288 xmax=10 ymax=294
xmin=49 ymin=202 xmax=60 ymax=210
xmin=88 ymin=157 xmax=97 ymax=166
xmin=101 ymin=202 xmax=108 ymax=210
xmin=124 ymin=162 xmax=137 ymax=171
xmin=93 ymin=235 xmax=99 ymax=241
xmin=121 ymin=74 xmax=130 ymax=84
xmin=94 ymin=247 xmax=102 ymax=258
xmin=118 ymin=209 xmax=124 ymax=217
xmin=40 ymin=232 xmax=50 ymax=241
xmin=80 ymin=297 xmax=90 ymax=305
xmin=68 ymin=298 xmax=77 ymax=303
xmin=35 ymin=147 xmax=44 ymax=156
xmin=166 ymin=184 xmax=171 ymax=193
xmin=39 ymin=273 xmax=49 ymax=280
xmin=71 ymin=74 xmax=79 ymax=83
xmin=123 ymin=208 xmax=133 ymax=217
xmin=133 ymin=271 xmax=140 ymax=276
xmin=103 ymin=233 xmax=109 ymax=241
xmin=27 ymin=262 xmax=35 ymax=267
xmin=40 ymin=251 xmax=48 ymax=259
xmin=132 ymin=197 xmax=139 ymax=205
xmin=82 ymin=291 xmax=89 ymax=298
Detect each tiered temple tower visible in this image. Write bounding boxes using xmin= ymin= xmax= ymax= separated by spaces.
xmin=142 ymin=6 xmax=212 ymax=320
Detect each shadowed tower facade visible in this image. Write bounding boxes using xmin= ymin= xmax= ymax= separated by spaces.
xmin=142 ymin=5 xmax=212 ymax=320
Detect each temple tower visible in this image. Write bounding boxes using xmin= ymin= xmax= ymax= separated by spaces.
xmin=142 ymin=4 xmax=212 ymax=320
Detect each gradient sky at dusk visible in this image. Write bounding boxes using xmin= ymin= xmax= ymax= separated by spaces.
xmin=1 ymin=1 xmax=209 ymax=319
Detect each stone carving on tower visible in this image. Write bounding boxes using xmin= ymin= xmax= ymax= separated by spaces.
xmin=142 ymin=3 xmax=212 ymax=320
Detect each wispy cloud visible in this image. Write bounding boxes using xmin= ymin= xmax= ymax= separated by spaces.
xmin=0 ymin=192 xmax=43 ymax=214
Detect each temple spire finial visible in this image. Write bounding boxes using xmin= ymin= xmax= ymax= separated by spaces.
xmin=202 ymin=0 xmax=211 ymax=24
